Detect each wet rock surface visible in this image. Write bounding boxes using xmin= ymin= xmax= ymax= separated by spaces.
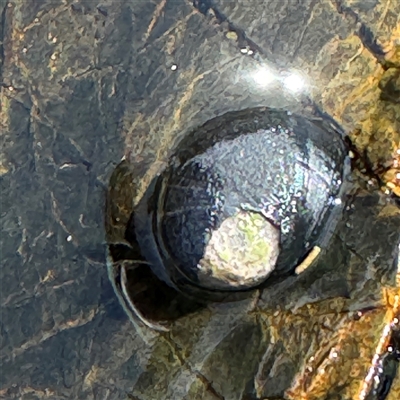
xmin=1 ymin=0 xmax=400 ymax=399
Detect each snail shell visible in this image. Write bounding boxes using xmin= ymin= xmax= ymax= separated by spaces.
xmin=130 ymin=107 xmax=350 ymax=301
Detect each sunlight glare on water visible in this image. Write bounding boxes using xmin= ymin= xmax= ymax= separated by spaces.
xmin=282 ymin=71 xmax=308 ymax=93
xmin=250 ymin=65 xmax=277 ymax=87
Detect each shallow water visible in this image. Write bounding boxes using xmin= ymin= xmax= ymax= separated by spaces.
xmin=1 ymin=1 xmax=399 ymax=399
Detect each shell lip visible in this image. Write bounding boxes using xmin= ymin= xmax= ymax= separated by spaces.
xmin=106 ymin=247 xmax=205 ymax=331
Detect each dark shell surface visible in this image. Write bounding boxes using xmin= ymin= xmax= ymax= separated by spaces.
xmin=131 ymin=107 xmax=351 ymax=299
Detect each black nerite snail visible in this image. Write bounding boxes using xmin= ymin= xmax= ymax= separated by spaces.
xmin=105 ymin=107 xmax=351 ymax=329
